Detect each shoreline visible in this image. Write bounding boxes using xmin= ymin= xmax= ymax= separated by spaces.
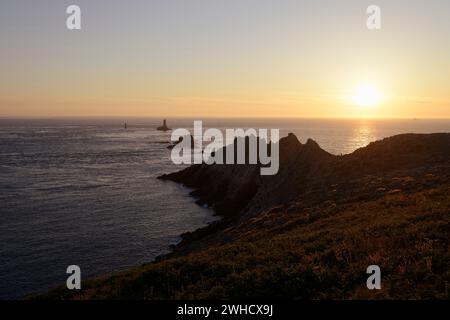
xmin=32 ymin=132 xmax=450 ymax=299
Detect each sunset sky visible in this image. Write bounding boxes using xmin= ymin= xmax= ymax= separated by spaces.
xmin=0 ymin=0 xmax=449 ymax=118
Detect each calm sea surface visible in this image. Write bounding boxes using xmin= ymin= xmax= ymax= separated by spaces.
xmin=0 ymin=118 xmax=449 ymax=299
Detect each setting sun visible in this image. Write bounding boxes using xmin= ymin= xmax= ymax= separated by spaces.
xmin=352 ymin=84 xmax=383 ymax=108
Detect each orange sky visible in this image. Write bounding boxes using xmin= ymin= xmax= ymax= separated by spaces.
xmin=0 ymin=1 xmax=449 ymax=119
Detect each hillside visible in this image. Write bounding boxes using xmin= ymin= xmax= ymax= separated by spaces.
xmin=36 ymin=133 xmax=450 ymax=299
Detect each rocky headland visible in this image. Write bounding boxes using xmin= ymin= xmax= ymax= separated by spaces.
xmin=37 ymin=133 xmax=450 ymax=299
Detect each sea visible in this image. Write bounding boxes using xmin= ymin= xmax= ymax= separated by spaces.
xmin=0 ymin=117 xmax=449 ymax=299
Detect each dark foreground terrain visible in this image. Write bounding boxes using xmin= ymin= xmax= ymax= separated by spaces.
xmin=36 ymin=133 xmax=449 ymax=299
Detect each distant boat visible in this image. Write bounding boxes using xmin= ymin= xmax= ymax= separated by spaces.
xmin=157 ymin=119 xmax=171 ymax=131
xmin=124 ymin=122 xmax=127 ymax=129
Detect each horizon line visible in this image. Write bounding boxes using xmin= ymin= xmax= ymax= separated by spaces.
xmin=1 ymin=115 xmax=450 ymax=121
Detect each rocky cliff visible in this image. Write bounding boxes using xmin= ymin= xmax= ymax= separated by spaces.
xmin=37 ymin=133 xmax=450 ymax=300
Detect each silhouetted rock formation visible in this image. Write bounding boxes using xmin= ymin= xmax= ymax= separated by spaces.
xmin=167 ymin=135 xmax=195 ymax=150
xmin=39 ymin=132 xmax=450 ymax=300
xmin=159 ymin=133 xmax=450 ymax=219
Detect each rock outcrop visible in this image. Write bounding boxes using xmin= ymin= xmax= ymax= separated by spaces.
xmin=159 ymin=133 xmax=450 ymax=219
xmin=38 ymin=132 xmax=450 ymax=300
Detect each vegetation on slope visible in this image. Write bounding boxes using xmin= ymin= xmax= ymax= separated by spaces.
xmin=35 ymin=134 xmax=450 ymax=300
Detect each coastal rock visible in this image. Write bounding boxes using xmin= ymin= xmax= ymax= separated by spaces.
xmin=39 ymin=132 xmax=450 ymax=300
xmin=159 ymin=133 xmax=450 ymax=220
xmin=167 ymin=135 xmax=195 ymax=150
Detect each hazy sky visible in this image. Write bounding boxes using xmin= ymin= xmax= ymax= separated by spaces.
xmin=1 ymin=0 xmax=449 ymax=118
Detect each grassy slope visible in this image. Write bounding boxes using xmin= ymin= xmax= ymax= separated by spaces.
xmin=38 ymin=171 xmax=449 ymax=300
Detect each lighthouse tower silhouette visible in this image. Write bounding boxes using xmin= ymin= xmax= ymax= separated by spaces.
xmin=157 ymin=119 xmax=171 ymax=131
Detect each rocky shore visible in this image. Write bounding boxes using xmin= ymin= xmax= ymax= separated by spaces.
xmin=36 ymin=133 xmax=450 ymax=299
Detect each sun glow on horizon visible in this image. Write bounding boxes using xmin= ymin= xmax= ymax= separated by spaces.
xmin=1 ymin=2 xmax=449 ymax=119
xmin=351 ymin=84 xmax=384 ymax=108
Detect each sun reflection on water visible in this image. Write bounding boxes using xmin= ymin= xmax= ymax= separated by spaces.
xmin=349 ymin=122 xmax=376 ymax=152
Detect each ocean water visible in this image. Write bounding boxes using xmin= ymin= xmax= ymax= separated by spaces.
xmin=0 ymin=117 xmax=449 ymax=299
